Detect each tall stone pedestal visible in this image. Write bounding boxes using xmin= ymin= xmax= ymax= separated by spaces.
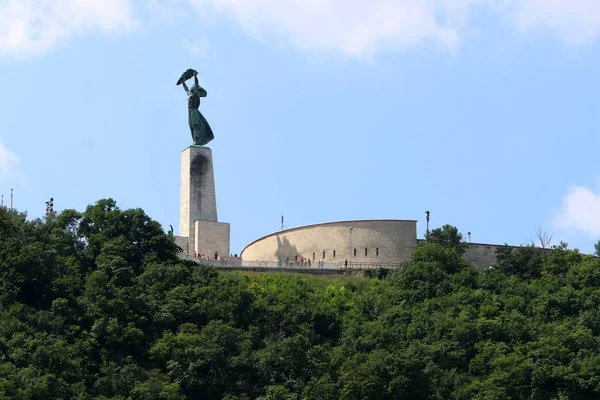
xmin=179 ymin=146 xmax=230 ymax=257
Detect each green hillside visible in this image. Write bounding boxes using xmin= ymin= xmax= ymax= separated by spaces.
xmin=1 ymin=199 xmax=600 ymax=399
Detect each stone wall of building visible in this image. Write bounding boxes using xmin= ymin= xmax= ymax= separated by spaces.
xmin=416 ymin=239 xmax=520 ymax=271
xmin=241 ymin=220 xmax=418 ymax=265
xmin=241 ymin=220 xmax=522 ymax=271
xmin=464 ymin=242 xmax=522 ymax=270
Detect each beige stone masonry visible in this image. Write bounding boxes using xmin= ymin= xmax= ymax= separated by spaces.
xmin=179 ymin=145 xmax=230 ymax=256
xmin=241 ymin=220 xmax=418 ymax=264
xmin=195 ymin=220 xmax=230 ymax=257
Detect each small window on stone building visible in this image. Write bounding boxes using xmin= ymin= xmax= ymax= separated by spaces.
xmin=313 ymin=252 xmax=315 ymax=260
xmin=376 ymin=248 xmax=379 ymax=257
xmin=333 ymin=250 xmax=336 ymax=258
xmin=323 ymin=251 xmax=326 ymax=259
xmin=353 ymin=248 xmax=357 ymax=257
xmin=365 ymin=248 xmax=368 ymax=256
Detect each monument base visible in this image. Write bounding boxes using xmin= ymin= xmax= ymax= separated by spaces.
xmin=178 ymin=145 xmax=230 ymax=258
xmin=174 ymin=236 xmax=190 ymax=254
xmin=180 ymin=145 xmax=219 ymax=249
xmin=195 ymin=220 xmax=230 ymax=257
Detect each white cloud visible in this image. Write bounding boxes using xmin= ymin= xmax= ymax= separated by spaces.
xmin=180 ymin=0 xmax=600 ymax=58
xmin=553 ymin=185 xmax=600 ymax=236
xmin=515 ymin=0 xmax=600 ymax=45
xmin=2 ymin=0 xmax=600 ymax=59
xmin=182 ymin=0 xmax=463 ymax=58
xmin=0 ymin=0 xmax=137 ymax=56
xmin=0 ymin=140 xmax=20 ymax=182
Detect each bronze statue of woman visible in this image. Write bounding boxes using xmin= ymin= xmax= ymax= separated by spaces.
xmin=178 ymin=69 xmax=214 ymax=146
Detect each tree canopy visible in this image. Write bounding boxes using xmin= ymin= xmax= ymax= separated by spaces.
xmin=1 ymin=200 xmax=600 ymax=399
xmin=425 ymin=224 xmax=467 ymax=255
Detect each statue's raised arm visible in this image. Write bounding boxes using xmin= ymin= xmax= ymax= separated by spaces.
xmin=177 ymin=68 xmax=214 ymax=146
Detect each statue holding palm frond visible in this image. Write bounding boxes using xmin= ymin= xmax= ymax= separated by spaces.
xmin=177 ymin=69 xmax=214 ymax=146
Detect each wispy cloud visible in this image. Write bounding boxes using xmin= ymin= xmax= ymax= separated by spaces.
xmin=2 ymin=0 xmax=600 ymax=59
xmin=148 ymin=0 xmax=187 ymax=24
xmin=181 ymin=37 xmax=211 ymax=56
xmin=553 ymin=184 xmax=600 ymax=236
xmin=0 ymin=0 xmax=137 ymax=56
xmin=183 ymin=0 xmax=463 ymax=58
xmin=0 ymin=140 xmax=21 ymax=183
xmin=516 ymin=0 xmax=600 ymax=45
xmin=181 ymin=0 xmax=600 ymax=58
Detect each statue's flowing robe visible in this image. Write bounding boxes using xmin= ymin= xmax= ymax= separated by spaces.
xmin=187 ymin=87 xmax=214 ymax=146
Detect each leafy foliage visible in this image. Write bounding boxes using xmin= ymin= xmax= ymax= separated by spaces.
xmin=1 ymin=202 xmax=600 ymax=399
xmin=425 ymin=224 xmax=467 ymax=255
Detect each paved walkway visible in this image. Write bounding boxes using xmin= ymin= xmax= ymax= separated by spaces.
xmin=178 ymin=254 xmax=404 ymax=274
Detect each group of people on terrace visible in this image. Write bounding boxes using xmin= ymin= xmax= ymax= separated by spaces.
xmin=193 ymin=251 xmax=239 ymax=262
xmin=280 ymin=257 xmax=329 ymax=268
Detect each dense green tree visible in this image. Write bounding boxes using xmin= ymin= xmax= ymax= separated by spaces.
xmin=425 ymin=224 xmax=467 ymax=255
xmin=3 ymin=201 xmax=600 ymax=399
xmin=494 ymin=244 xmax=544 ymax=279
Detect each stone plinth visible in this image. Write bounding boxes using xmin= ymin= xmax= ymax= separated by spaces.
xmin=179 ymin=145 xmax=230 ymax=256
xmin=174 ymin=236 xmax=190 ymax=254
xmin=195 ymin=220 xmax=230 ymax=257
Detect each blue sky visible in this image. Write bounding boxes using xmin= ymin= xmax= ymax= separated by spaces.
xmin=1 ymin=0 xmax=600 ymax=255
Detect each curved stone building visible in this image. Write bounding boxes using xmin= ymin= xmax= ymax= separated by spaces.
xmin=241 ymin=219 xmax=418 ymax=266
